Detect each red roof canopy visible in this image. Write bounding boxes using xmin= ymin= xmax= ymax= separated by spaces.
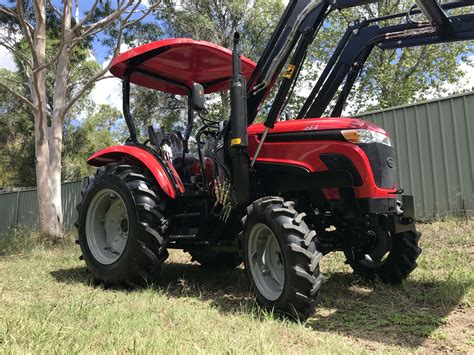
xmin=110 ymin=38 xmax=256 ymax=95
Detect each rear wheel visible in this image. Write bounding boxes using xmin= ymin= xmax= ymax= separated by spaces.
xmin=242 ymin=197 xmax=325 ymax=320
xmin=345 ymin=230 xmax=421 ymax=283
xmin=77 ymin=164 xmax=169 ymax=287
xmin=189 ymin=250 xmax=242 ymax=269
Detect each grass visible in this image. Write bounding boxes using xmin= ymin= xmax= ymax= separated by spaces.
xmin=1 ymin=220 xmax=473 ymax=353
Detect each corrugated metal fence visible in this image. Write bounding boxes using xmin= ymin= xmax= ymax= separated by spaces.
xmin=0 ymin=92 xmax=472 ymax=233
xmin=358 ymin=91 xmax=474 ymax=219
xmin=0 ymin=180 xmax=83 ymax=234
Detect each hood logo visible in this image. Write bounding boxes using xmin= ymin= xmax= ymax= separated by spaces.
xmin=387 ymin=157 xmax=395 ymax=168
xmin=303 ymin=124 xmax=318 ymax=131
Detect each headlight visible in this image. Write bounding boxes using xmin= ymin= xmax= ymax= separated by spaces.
xmin=341 ymin=129 xmax=391 ymax=147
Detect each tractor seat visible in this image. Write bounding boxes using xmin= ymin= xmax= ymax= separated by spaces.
xmin=147 ymin=126 xmax=199 ymax=174
xmin=173 ymin=155 xmax=199 ymax=169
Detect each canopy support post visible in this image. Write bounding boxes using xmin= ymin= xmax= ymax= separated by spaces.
xmin=123 ymin=70 xmax=138 ymax=143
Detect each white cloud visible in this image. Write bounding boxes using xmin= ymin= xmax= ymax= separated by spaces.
xmin=461 ymin=58 xmax=474 ymax=86
xmin=89 ymin=76 xmax=123 ymax=110
xmin=0 ymin=45 xmax=17 ymax=71
xmin=446 ymin=57 xmax=474 ymax=94
xmin=88 ymin=44 xmax=132 ymax=111
xmin=0 ymin=28 xmax=18 ymax=71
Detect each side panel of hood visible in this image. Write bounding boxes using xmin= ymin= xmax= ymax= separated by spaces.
xmin=247 ymin=117 xmax=388 ymax=136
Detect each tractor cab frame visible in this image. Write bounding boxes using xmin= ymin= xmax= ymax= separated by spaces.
xmin=110 ymin=38 xmax=256 ymax=148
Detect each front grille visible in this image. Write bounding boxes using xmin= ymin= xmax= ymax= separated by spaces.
xmin=360 ymin=143 xmax=397 ymax=189
xmin=320 ymin=154 xmax=363 ymax=187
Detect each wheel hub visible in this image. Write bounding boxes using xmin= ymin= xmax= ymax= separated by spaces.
xmin=247 ymin=223 xmax=285 ymax=301
xmin=85 ymin=189 xmax=130 ymax=265
xmin=360 ymin=230 xmax=392 ymax=268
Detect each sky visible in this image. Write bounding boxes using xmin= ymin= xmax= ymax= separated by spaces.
xmin=1 ymin=0 xmax=473 ymax=115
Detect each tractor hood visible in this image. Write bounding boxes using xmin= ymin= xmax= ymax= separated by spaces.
xmin=110 ymin=38 xmax=256 ymax=95
xmin=248 ymin=117 xmax=388 ymax=136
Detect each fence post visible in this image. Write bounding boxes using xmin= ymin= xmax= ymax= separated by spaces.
xmin=15 ymin=190 xmax=21 ymax=225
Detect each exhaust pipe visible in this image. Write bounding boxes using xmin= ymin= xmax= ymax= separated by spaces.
xmin=229 ymin=32 xmax=250 ymax=204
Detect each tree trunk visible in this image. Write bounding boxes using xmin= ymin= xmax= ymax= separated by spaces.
xmin=49 ymin=0 xmax=73 ymax=232
xmin=33 ymin=0 xmax=62 ymax=238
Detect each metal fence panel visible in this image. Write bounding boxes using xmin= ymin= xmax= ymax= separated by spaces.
xmin=17 ymin=190 xmax=39 ymax=228
xmin=0 ymin=192 xmax=21 ymax=234
xmin=358 ymin=92 xmax=474 ymax=219
xmin=0 ymin=179 xmax=83 ymax=234
xmin=62 ymin=180 xmax=83 ymax=230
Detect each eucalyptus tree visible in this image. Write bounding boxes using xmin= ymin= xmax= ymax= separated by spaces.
xmin=0 ymin=0 xmax=162 ymax=238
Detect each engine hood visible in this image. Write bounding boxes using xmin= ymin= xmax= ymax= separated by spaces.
xmin=248 ymin=117 xmax=388 ymax=136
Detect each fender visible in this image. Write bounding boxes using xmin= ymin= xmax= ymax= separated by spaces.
xmin=87 ymin=145 xmax=184 ymax=198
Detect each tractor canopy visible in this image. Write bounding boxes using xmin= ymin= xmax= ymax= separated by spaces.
xmin=110 ymin=38 xmax=256 ymax=95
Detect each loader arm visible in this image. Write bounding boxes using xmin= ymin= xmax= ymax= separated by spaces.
xmin=299 ymin=0 xmax=474 ymax=119
xmin=246 ymin=0 xmax=379 ymax=125
xmin=247 ymin=0 xmax=474 ymax=125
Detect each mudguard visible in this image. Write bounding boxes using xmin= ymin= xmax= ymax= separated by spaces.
xmin=87 ymin=145 xmax=184 ymax=198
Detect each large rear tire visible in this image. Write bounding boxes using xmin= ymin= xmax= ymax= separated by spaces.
xmin=345 ymin=230 xmax=421 ymax=284
xmin=242 ymin=197 xmax=325 ymax=320
xmin=77 ymin=164 xmax=169 ymax=287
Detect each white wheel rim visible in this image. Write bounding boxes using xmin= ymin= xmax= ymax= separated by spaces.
xmin=247 ymin=223 xmax=285 ymax=301
xmin=85 ymin=189 xmax=129 ymax=265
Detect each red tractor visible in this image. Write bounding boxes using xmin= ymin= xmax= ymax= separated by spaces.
xmin=77 ymin=0 xmax=474 ymax=319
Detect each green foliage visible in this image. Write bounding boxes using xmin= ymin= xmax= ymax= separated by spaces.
xmin=0 ymin=5 xmax=101 ymax=186
xmin=289 ymin=1 xmax=474 ymax=115
xmin=130 ymin=85 xmax=187 ymax=139
xmin=135 ymin=0 xmax=286 ymax=131
xmin=85 ymin=0 xmax=164 ymax=56
xmin=62 ymin=104 xmax=122 ymax=181
xmin=0 ymin=225 xmax=74 ymax=255
xmin=0 ymin=69 xmax=36 ymax=187
xmin=159 ymin=0 xmax=284 ymax=60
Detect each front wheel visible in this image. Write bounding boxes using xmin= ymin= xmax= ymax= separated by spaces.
xmin=345 ymin=230 xmax=421 ymax=283
xmin=242 ymin=197 xmax=325 ymax=320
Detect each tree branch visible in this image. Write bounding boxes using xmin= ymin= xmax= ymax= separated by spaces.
xmin=120 ymin=0 xmax=142 ymax=24
xmin=0 ymin=80 xmax=36 ymax=110
xmin=0 ymin=41 xmax=33 ymax=69
xmin=71 ymin=0 xmax=100 ymax=31
xmin=46 ymin=0 xmax=62 ymax=18
xmin=92 ymin=74 xmax=116 ymax=82
xmin=32 ymin=41 xmax=67 ymax=74
xmin=0 ymin=5 xmax=19 ymax=20
xmin=64 ymin=19 xmax=126 ymax=115
xmin=67 ymin=74 xmax=116 ymax=89
xmin=403 ymin=47 xmax=428 ymax=81
xmin=74 ymin=0 xmax=131 ymax=41
xmin=15 ymin=0 xmax=36 ymax=63
xmin=122 ymin=1 xmax=162 ymax=28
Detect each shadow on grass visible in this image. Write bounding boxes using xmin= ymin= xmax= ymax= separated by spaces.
xmin=307 ymin=272 xmax=469 ymax=348
xmin=50 ymin=261 xmax=254 ymax=313
xmin=50 ymin=264 xmax=469 ymax=348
